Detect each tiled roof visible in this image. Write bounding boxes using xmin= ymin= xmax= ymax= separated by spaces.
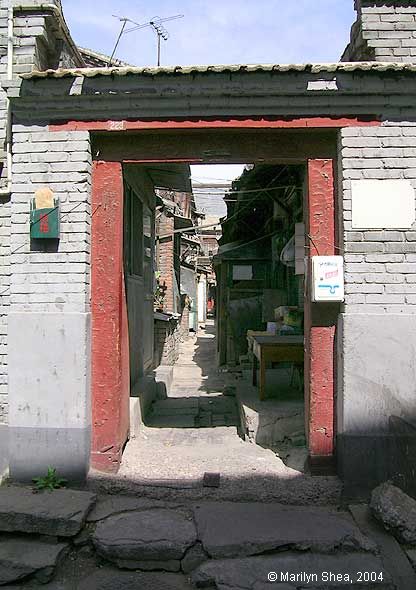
xmin=77 ymin=47 xmax=130 ymax=68
xmin=21 ymin=61 xmax=416 ymax=79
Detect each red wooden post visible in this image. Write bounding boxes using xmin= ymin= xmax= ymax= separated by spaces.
xmin=91 ymin=161 xmax=130 ymax=472
xmin=305 ymin=159 xmax=336 ymax=470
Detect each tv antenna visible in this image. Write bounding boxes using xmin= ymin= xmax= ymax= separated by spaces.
xmin=110 ymin=14 xmax=184 ymax=67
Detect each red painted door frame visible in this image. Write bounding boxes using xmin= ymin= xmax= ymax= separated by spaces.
xmin=91 ymin=161 xmax=130 ymax=472
xmin=305 ymin=159 xmax=337 ymax=472
xmin=87 ymin=124 xmax=354 ymax=474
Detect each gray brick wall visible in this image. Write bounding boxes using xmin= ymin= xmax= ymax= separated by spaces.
xmin=0 ymin=393 xmax=7 ymax=423
xmin=340 ymin=124 xmax=416 ymax=313
xmin=343 ymin=1 xmax=416 ymax=62
xmin=154 ymin=318 xmax=181 ymax=366
xmin=0 ymin=2 xmax=83 ymax=185
xmin=10 ymin=127 xmax=92 ymax=314
xmin=0 ymin=193 xmax=10 ymax=400
xmin=0 ymin=4 xmax=83 ymax=424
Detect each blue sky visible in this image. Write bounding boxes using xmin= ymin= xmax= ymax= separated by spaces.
xmin=64 ymin=0 xmax=356 ymax=68
xmin=63 ymin=1 xmax=356 ymax=197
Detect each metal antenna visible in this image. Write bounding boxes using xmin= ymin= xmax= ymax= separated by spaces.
xmin=109 ymin=17 xmax=129 ymax=66
xmin=110 ymin=14 xmax=184 ymax=67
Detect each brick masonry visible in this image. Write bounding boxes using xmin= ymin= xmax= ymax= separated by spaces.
xmin=343 ymin=0 xmax=416 ymax=62
xmin=340 ymin=124 xmax=416 ymax=313
xmin=156 ymin=212 xmax=175 ymax=313
xmin=0 ymin=393 xmax=7 ymax=424
xmin=0 ymin=2 xmax=84 ymax=424
xmin=10 ymin=127 xmax=92 ymax=314
xmin=154 ymin=318 xmax=181 ymax=366
xmin=2 ymin=1 xmax=416 ymax=483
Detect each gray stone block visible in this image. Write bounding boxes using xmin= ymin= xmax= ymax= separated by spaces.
xmin=371 ymin=483 xmax=416 ymax=544
xmin=86 ymin=495 xmax=169 ymax=522
xmin=0 ymin=486 xmax=96 ymax=536
xmin=77 ymin=569 xmax=194 ymax=590
xmin=192 ymin=553 xmax=393 ymax=590
xmin=193 ymin=502 xmax=375 ymax=559
xmin=93 ymin=509 xmax=197 ymax=567
xmin=407 ymin=549 xmax=416 ymax=571
xmin=181 ymin=542 xmax=208 ymax=574
xmin=0 ymin=538 xmax=67 ymax=586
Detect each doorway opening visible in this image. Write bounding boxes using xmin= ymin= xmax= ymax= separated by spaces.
xmin=91 ymin=128 xmax=338 ymax=482
xmin=118 ymin=161 xmax=308 ymax=480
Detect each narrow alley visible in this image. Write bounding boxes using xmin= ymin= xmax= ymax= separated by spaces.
xmin=118 ymin=320 xmax=299 ymax=486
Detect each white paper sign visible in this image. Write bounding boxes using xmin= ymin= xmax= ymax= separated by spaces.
xmin=312 ymin=256 xmax=344 ymax=302
xmin=351 ymin=180 xmax=415 ymax=229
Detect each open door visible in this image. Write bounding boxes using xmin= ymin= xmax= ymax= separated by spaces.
xmin=124 ymin=182 xmax=155 ymax=385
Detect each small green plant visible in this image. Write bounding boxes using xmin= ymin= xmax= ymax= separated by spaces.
xmin=32 ymin=467 xmax=67 ymax=491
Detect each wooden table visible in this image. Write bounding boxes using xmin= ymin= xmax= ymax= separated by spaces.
xmin=247 ymin=333 xmax=304 ymax=401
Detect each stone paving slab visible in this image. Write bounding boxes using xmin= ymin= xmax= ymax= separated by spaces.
xmin=92 ymin=509 xmax=197 ymax=569
xmin=193 ymin=502 xmax=376 ymax=558
xmin=371 ymin=482 xmax=416 ymax=545
xmin=86 ymin=495 xmax=177 ymax=522
xmin=0 ymin=486 xmax=96 ymax=537
xmin=350 ymin=503 xmax=416 ymax=590
xmin=192 ymin=553 xmax=394 ymax=590
xmin=77 ymin=569 xmax=194 ymax=589
xmin=407 ymin=549 xmax=416 ymax=570
xmin=0 ymin=538 xmax=67 ymax=586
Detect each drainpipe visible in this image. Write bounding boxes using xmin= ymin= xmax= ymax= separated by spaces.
xmin=0 ymin=2 xmax=14 ymax=197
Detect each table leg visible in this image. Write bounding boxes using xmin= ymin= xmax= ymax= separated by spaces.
xmin=260 ymin=356 xmax=266 ymax=401
xmin=252 ymin=355 xmax=257 ymax=386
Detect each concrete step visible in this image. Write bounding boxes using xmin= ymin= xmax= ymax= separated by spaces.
xmin=0 ymin=486 xmax=96 ymax=537
xmin=0 ymin=537 xmax=67 ymax=586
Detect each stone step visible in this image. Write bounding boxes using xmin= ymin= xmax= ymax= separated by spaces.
xmin=0 ymin=486 xmax=96 ymax=537
xmin=146 ymin=415 xmax=198 ymax=428
xmin=192 ymin=553 xmax=395 ymax=589
xmin=193 ymin=502 xmax=376 ymax=558
xmin=92 ymin=508 xmax=197 ymax=572
xmin=0 ymin=537 xmax=67 ymax=586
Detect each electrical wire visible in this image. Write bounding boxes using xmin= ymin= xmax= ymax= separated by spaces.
xmin=0 ymin=201 xmax=102 ymax=298
xmin=192 ymin=185 xmax=302 ymax=197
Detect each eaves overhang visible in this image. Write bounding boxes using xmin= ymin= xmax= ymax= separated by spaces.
xmin=10 ymin=61 xmax=416 ymax=124
xmin=20 ymin=61 xmax=416 ymax=79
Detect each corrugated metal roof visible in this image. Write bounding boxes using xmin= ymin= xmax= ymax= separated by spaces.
xmin=21 ymin=61 xmax=416 ymax=80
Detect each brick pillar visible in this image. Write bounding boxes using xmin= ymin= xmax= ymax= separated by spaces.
xmin=305 ymin=159 xmax=337 ymax=473
xmin=157 ymin=213 xmax=174 ymax=313
xmin=343 ymin=0 xmax=416 ymax=62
